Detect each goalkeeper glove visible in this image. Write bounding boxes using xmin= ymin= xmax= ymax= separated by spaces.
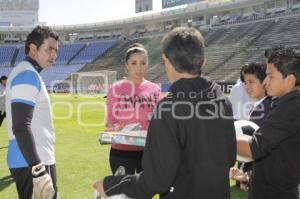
xmin=31 ymin=163 xmax=55 ymax=199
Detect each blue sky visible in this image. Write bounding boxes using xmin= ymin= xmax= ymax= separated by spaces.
xmin=39 ymin=0 xmax=162 ymax=25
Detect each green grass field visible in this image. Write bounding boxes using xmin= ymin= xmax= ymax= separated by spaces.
xmin=0 ymin=94 xmax=247 ymax=198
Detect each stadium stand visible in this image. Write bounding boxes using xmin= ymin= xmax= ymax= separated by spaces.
xmin=0 ymin=64 xmax=85 ymax=88
xmin=74 ymin=14 xmax=300 ymax=84
xmin=0 ymin=40 xmax=116 ymax=88
xmin=41 ymin=64 xmax=85 ymax=87
xmin=70 ymin=40 xmax=117 ymax=64
xmin=0 ymin=66 xmax=13 ymax=76
xmin=0 ymin=45 xmax=17 ymax=67
xmin=77 ymin=38 xmax=148 ymax=78
xmin=2 ymin=0 xmax=300 ymax=88
xmin=14 ymin=46 xmax=25 ymax=66
xmin=55 ymin=43 xmax=85 ymax=65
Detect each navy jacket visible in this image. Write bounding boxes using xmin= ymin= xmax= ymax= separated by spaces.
xmin=250 ymin=90 xmax=300 ymax=199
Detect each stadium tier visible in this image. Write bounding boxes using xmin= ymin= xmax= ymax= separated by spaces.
xmin=70 ymin=40 xmax=117 ymax=64
xmin=14 ymin=46 xmax=25 ymax=66
xmin=0 ymin=64 xmax=85 ymax=87
xmin=0 ymin=66 xmax=13 ymax=76
xmin=55 ymin=43 xmax=86 ymax=65
xmin=0 ymin=40 xmax=116 ymax=87
xmin=0 ymin=45 xmax=17 ymax=67
xmin=0 ymin=40 xmax=117 ymax=67
xmin=41 ymin=64 xmax=85 ymax=87
xmin=1 ymin=5 xmax=300 ymax=86
xmin=74 ymin=16 xmax=300 ymax=84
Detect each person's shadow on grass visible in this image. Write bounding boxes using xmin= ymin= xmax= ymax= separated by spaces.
xmin=0 ymin=175 xmax=14 ymax=192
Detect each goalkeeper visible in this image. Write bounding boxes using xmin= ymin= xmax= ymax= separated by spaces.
xmin=5 ymin=26 xmax=59 ymax=199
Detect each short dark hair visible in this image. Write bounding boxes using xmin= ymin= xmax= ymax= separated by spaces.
xmin=240 ymin=63 xmax=267 ymax=83
xmin=162 ymin=27 xmax=205 ymax=75
xmin=125 ymin=43 xmax=148 ymax=63
xmin=264 ymin=46 xmax=285 ymax=59
xmin=0 ymin=75 xmax=7 ymax=81
xmin=268 ymin=47 xmax=300 ymax=86
xmin=25 ymin=25 xmax=59 ymax=55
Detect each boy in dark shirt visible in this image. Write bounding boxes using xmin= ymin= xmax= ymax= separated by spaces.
xmin=232 ymin=62 xmax=273 ymax=191
xmin=237 ymin=47 xmax=300 ymax=199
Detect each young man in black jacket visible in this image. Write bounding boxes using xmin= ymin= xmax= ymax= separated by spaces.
xmin=94 ymin=27 xmax=236 ymax=199
xmin=237 ymin=47 xmax=300 ymax=199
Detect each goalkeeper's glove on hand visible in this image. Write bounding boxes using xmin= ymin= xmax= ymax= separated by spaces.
xmin=32 ymin=163 xmax=55 ymax=199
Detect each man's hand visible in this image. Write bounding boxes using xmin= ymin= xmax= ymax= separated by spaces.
xmin=32 ymin=163 xmax=55 ymax=199
xmin=229 ymin=167 xmax=249 ymax=182
xmin=94 ymin=180 xmax=107 ymax=197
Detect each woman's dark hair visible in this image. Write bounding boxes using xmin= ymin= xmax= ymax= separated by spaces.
xmin=125 ymin=43 xmax=148 ymax=63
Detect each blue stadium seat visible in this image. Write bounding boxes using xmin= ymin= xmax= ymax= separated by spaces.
xmin=14 ymin=46 xmax=26 ymax=66
xmin=71 ymin=40 xmax=117 ymax=64
xmin=0 ymin=45 xmax=17 ymax=67
xmin=0 ymin=64 xmax=84 ymax=87
xmin=55 ymin=43 xmax=85 ymax=65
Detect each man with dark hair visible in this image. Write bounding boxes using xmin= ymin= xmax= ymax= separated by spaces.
xmin=232 ymin=62 xmax=273 ymax=191
xmin=94 ymin=27 xmax=236 ymax=199
xmin=237 ymin=47 xmax=300 ymax=199
xmin=264 ymin=46 xmax=285 ymax=60
xmin=0 ymin=75 xmax=7 ymax=87
xmin=0 ymin=75 xmax=7 ymax=126
xmin=6 ymin=25 xmax=59 ymax=199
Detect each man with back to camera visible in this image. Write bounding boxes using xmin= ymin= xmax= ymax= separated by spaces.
xmin=94 ymin=27 xmax=236 ymax=199
xmin=6 ymin=26 xmax=59 ymax=199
